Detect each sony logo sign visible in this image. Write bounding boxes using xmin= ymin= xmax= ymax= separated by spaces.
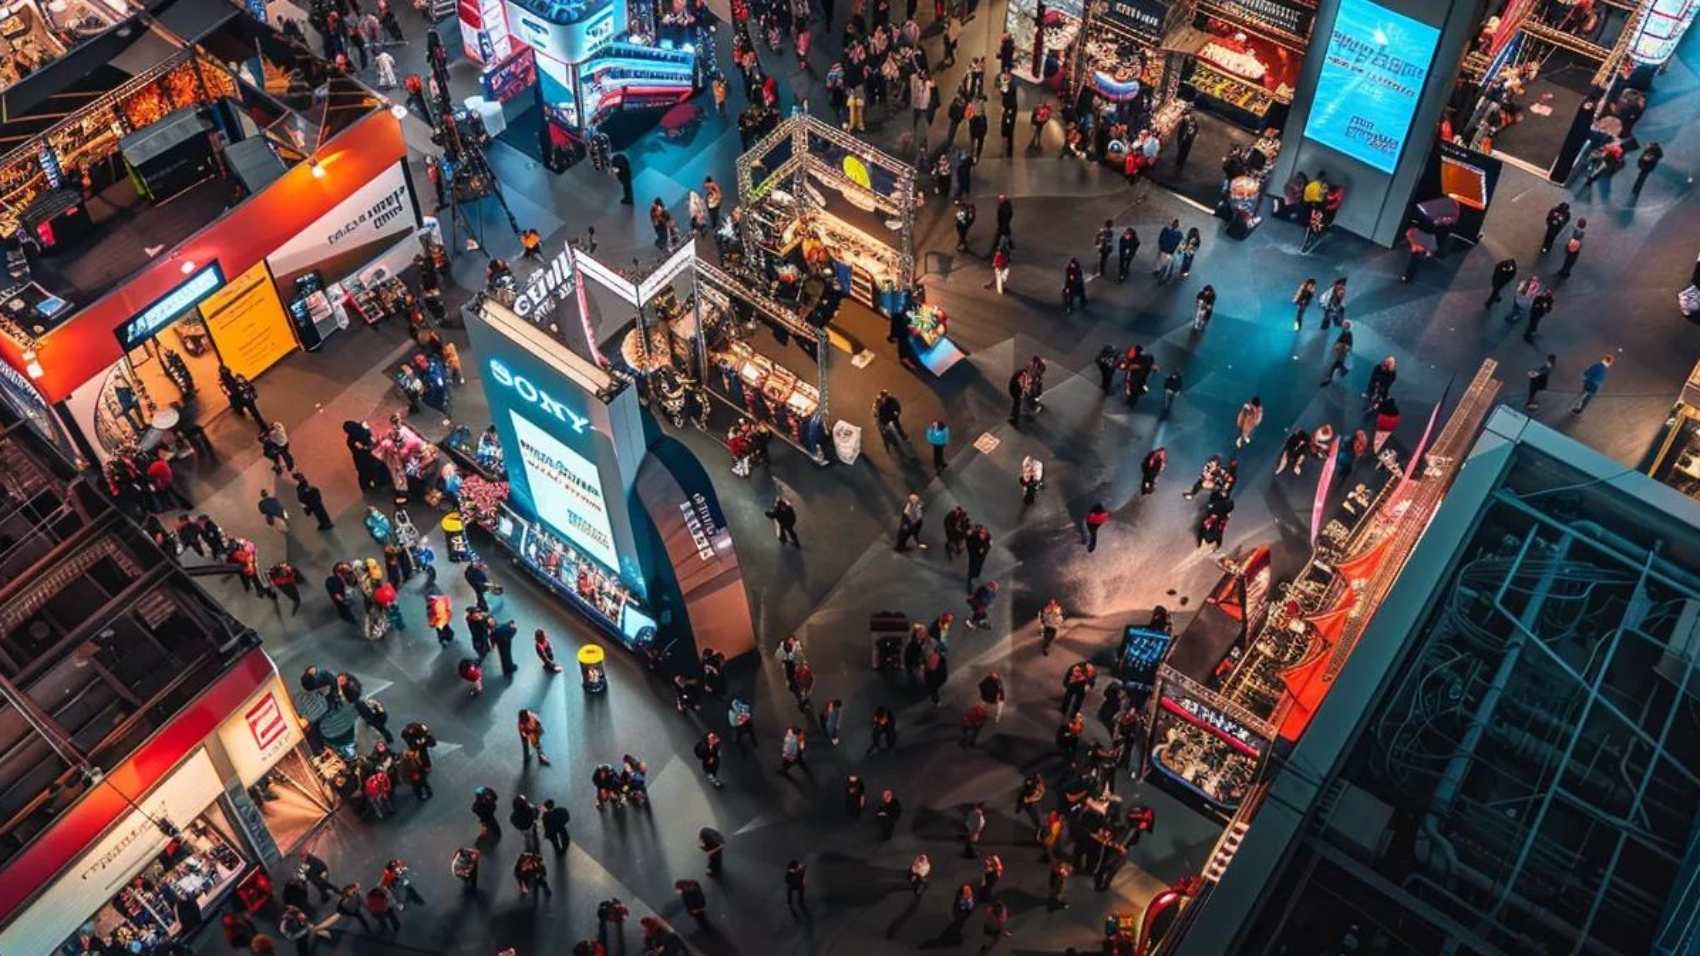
xmin=513 ymin=246 xmax=576 ymax=319
xmin=489 ymin=358 xmax=591 ymax=434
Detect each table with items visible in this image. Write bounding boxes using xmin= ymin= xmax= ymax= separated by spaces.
xmin=905 ymin=302 xmax=967 ymax=376
xmin=707 ymin=338 xmax=820 ymax=446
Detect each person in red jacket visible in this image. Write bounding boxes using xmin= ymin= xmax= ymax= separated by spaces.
xmin=146 ymin=451 xmax=192 ymax=511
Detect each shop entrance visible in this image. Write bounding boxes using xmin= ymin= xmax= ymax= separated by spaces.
xmin=122 ymin=313 xmax=220 ymax=422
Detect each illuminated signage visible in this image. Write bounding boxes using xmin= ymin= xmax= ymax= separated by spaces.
xmin=489 ymin=357 xmax=592 ymax=434
xmin=1629 ymin=0 xmax=1699 ymax=65
xmin=1121 ymin=627 xmax=1173 ymax=694
xmin=116 ymin=263 xmax=225 ymax=350
xmin=1302 ymin=0 xmax=1439 ymax=174
xmin=509 ymin=410 xmax=619 ymax=569
xmin=512 ymin=244 xmax=578 ymax=319
xmin=215 ymin=678 xmax=305 ymax=786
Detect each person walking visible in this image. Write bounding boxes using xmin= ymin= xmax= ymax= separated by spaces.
xmin=1276 ymin=428 xmax=1314 ymax=476
xmin=1293 ymin=278 xmax=1317 ymax=331
xmin=1192 ymin=285 xmax=1216 ymax=331
xmin=258 ymin=489 xmax=290 ymax=534
xmin=1320 ymin=320 xmax=1354 ymax=385
xmin=976 ymin=899 xmax=1011 ymax=953
xmin=1365 ymin=357 xmax=1398 ymax=409
xmin=260 ymin=422 xmax=296 ymax=473
xmin=1163 ymin=365 xmax=1184 ymax=411
xmin=364 ymin=883 xmax=401 ymax=934
xmin=451 ymin=847 xmax=480 ymax=893
xmin=875 ymin=788 xmax=903 ymax=839
xmin=1235 ymin=396 xmax=1264 ymax=448
xmin=541 ymin=799 xmax=570 ymax=852
xmin=966 ymin=580 xmax=999 ymax=629
xmin=1179 ymin=227 xmax=1202 ymax=277
xmin=965 ymin=524 xmax=992 ymax=590
xmin=874 ymin=389 xmax=908 ymax=444
xmin=1525 ymin=287 xmax=1556 ymax=341
xmin=334 ymin=884 xmax=373 ymax=932
xmin=299 ymin=851 xmax=339 ymax=903
xmin=979 ymin=669 xmax=1006 ymax=720
xmin=729 ymin=697 xmax=757 ymax=746
xmin=1020 ymin=455 xmax=1044 ymax=505
xmin=1507 ymin=275 xmax=1539 ymax=322
xmin=518 ymin=709 xmax=551 ymax=766
xmin=699 ymin=826 xmax=726 ymax=875
xmin=694 ymin=732 xmax=724 ymax=788
xmin=909 ymin=853 xmax=931 ymax=894
xmin=515 ymin=851 xmax=553 ymax=900
xmin=895 ymin=493 xmax=927 ymax=551
xmin=292 ymin=473 xmax=334 ymax=530
xmin=1006 ymin=367 xmax=1029 ymax=426
xmin=785 ymin=860 xmax=808 ymax=913
xmin=764 ymin=496 xmax=801 ymax=546
xmin=1047 ymin=861 xmax=1073 ymax=911
xmin=1139 ymin=448 xmax=1166 ymax=495
xmin=867 ymin=706 xmax=898 ymax=754
xmin=1634 ymin=142 xmax=1664 ymax=195
xmin=1573 ymin=355 xmax=1613 ymax=414
xmin=991 ymin=242 xmax=1010 ymax=294
xmin=268 ymin=562 xmax=304 ymax=613
xmin=471 ymin=785 xmax=500 ymax=838
xmin=960 ymin=703 xmax=987 ymax=747
xmin=1319 ymin=277 xmax=1348 ymax=328
xmin=968 ymin=100 xmax=989 ymax=161
xmin=1486 ymin=258 xmax=1517 ymax=307
xmin=1526 ymin=354 xmax=1556 ymax=410
xmin=1556 ymin=222 xmax=1586 ymax=278
xmin=1540 ymin=201 xmax=1571 ymax=254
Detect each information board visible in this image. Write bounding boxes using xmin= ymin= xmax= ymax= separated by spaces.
xmin=1302 ymin=0 xmax=1439 ymax=174
xmin=199 ymin=262 xmax=297 ymax=379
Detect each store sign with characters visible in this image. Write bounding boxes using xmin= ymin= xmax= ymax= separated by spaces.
xmin=1104 ymin=0 xmax=1165 ymax=39
xmin=216 ymin=678 xmax=305 ymax=787
xmin=1212 ymin=0 xmax=1314 ymax=37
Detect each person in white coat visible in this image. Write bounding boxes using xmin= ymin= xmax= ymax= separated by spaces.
xmin=375 ymin=50 xmax=398 ymax=89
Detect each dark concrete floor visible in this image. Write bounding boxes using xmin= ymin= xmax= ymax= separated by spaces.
xmin=169 ymin=4 xmax=1700 ymax=955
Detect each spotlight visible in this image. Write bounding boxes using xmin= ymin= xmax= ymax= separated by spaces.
xmin=310 ymin=158 xmax=325 ymax=178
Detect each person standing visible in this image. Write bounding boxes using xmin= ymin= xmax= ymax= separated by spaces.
xmin=765 ymin=496 xmax=801 ymax=546
xmin=991 ymin=241 xmax=1010 ymax=294
xmin=1235 ymin=396 xmax=1264 ymax=448
xmin=1634 ymin=142 xmax=1664 ymax=195
xmin=1085 ymin=504 xmax=1109 ymax=552
xmin=1093 ymin=220 xmax=1114 ymax=276
xmin=962 ymin=802 xmax=986 ymax=857
xmin=1293 ymin=278 xmax=1317 ymax=331
xmin=1573 ymin=355 xmax=1613 ymax=414
xmin=895 ymin=493 xmax=927 ymax=551
xmin=1556 ymin=221 xmax=1586 ymax=278
xmin=1540 ymin=201 xmax=1571 ymax=254
xmin=1062 ymin=259 xmax=1087 ymax=314
xmin=968 ymin=100 xmax=989 ymax=161
xmin=699 ymin=827 xmax=726 ymax=875
xmin=1116 ymin=226 xmax=1140 ymax=282
xmin=954 ymin=198 xmax=976 ymax=251
xmin=1047 ymin=861 xmax=1072 ymax=911
xmin=944 ymin=506 xmax=971 ymax=557
xmin=258 ymin=489 xmax=290 ymax=534
xmin=704 ymin=176 xmax=723 ymax=229
xmin=1139 ymin=448 xmax=1166 ymax=495
xmin=491 ymin=618 xmax=519 ymax=676
xmin=1526 ymin=354 xmax=1556 ymax=410
xmin=909 ymin=853 xmax=931 ymax=894
xmin=1486 ymin=258 xmax=1517 ymax=307
xmin=518 ymin=709 xmax=551 ymax=766
xmin=1153 ymin=219 xmax=1182 ymax=281
xmin=1365 ymin=357 xmax=1398 ymax=409
xmin=960 ymin=703 xmax=987 ymax=747
xmin=325 ymin=568 xmax=357 ymax=625
xmin=926 ymin=419 xmax=950 ymax=471
xmin=1525 ymin=287 xmax=1556 ymax=341
xmin=977 ymin=899 xmax=1011 ymax=953
xmin=1507 ymin=275 xmax=1539 ymax=322
xmin=1006 ymin=367 xmax=1029 ymax=426
xmin=991 ymin=194 xmax=1013 ymax=252
xmin=1163 ymin=365 xmax=1184 ymax=410
xmin=874 ymin=389 xmax=908 ymax=443
xmin=1179 ymin=227 xmax=1202 ymax=277
xmin=875 ymin=788 xmax=903 ymax=839
xmin=299 ymin=851 xmax=339 ymax=903
xmin=785 ymin=860 xmax=808 ymax=913
xmin=1192 ymin=285 xmax=1215 ymax=331
xmin=695 ymin=732 xmax=724 ymax=788
xmin=146 ymin=452 xmax=192 ymax=511
xmin=966 ymin=580 xmax=999 ymax=629
xmin=1174 ymin=112 xmax=1199 ymax=168
xmin=780 ymin=725 xmax=808 ymax=775
xmin=1039 ymin=598 xmax=1064 ymax=655
xmin=1276 ymin=427 xmax=1314 ymax=476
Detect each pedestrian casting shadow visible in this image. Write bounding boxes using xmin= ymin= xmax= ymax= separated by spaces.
xmin=886 ymin=891 xmax=925 ymax=938
xmin=919 ymin=913 xmax=972 ymax=948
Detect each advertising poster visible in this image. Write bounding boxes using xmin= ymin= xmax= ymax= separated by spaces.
xmin=1302 ymin=0 xmax=1440 ymax=174
xmin=508 ymin=410 xmax=621 ymax=569
xmin=265 ymin=162 xmax=417 ymax=291
xmin=199 ymin=262 xmax=297 ymax=379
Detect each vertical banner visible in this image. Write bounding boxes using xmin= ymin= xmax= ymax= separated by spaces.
xmin=1309 ymin=434 xmax=1339 ymax=545
xmin=1403 ymin=380 xmax=1453 ymax=482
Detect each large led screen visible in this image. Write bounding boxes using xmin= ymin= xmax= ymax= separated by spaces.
xmin=1303 ymin=0 xmax=1440 ymax=174
xmin=508 ymin=410 xmax=620 ymax=570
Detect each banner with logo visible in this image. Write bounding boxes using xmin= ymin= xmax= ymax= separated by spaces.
xmin=1102 ymin=0 xmax=1166 ymax=40
xmin=216 ymin=676 xmax=305 ymax=786
xmin=265 ymin=161 xmax=418 ymax=292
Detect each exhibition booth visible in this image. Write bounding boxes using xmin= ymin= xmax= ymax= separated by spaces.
xmin=1647 ymin=354 xmax=1700 ymax=502
xmin=464 ymin=296 xmax=757 ymax=666
xmin=0 ymin=107 xmax=421 ymax=462
xmin=458 ymin=0 xmax=703 ymax=165
xmin=0 ymin=649 xmax=330 ymax=956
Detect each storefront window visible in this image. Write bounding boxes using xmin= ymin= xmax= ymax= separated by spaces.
xmin=57 ymin=804 xmax=250 ymax=956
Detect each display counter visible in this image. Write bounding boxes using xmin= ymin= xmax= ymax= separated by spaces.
xmin=74 ymin=810 xmax=251 ymax=954
xmin=441 ymin=424 xmax=507 ymax=482
xmin=788 ymin=211 xmax=902 ymax=315
xmin=707 ymin=338 xmax=822 ymax=447
xmin=375 ymin=418 xmax=443 ymax=500
xmin=491 ymin=505 xmax=658 ymax=650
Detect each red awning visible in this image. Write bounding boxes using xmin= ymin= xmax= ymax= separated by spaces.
xmin=0 ymin=647 xmax=277 ymax=927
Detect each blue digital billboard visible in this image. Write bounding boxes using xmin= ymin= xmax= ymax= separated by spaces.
xmin=1303 ymin=0 xmax=1440 ymax=174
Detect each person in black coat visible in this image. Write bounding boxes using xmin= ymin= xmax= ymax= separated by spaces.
xmin=294 ymin=472 xmax=334 ymax=530
xmin=1485 ymin=258 xmax=1517 ymax=307
xmin=542 ymin=800 xmax=571 ymax=852
xmin=611 ymin=154 xmax=634 ymax=205
xmin=491 ymin=618 xmax=519 ymax=675
xmin=991 ymin=195 xmax=1014 ymax=253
